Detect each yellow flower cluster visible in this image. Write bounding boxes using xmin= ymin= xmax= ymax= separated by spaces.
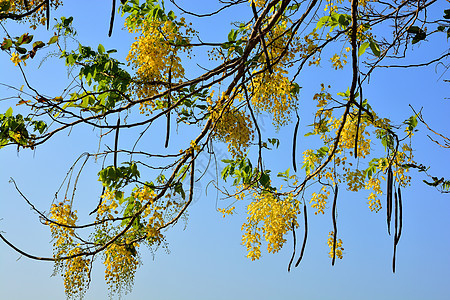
xmin=330 ymin=53 xmax=347 ymax=70
xmin=134 ymin=185 xmax=180 ymax=244
xmin=10 ymin=52 xmax=23 ymax=66
xmin=218 ymin=206 xmax=236 ymax=218
xmin=91 ymin=184 xmax=180 ymax=297
xmin=96 ymin=191 xmax=119 ymax=218
xmin=104 ymin=242 xmax=140 ymax=297
xmin=48 ymin=199 xmax=90 ymax=299
xmin=3 ymin=0 xmax=62 ymax=25
xmin=249 ymin=19 xmax=301 ymax=128
xmin=334 ymin=112 xmax=371 ymax=159
xmin=327 ymin=231 xmax=344 ymax=259
xmin=324 ymin=0 xmax=343 ymax=13
xmin=300 ymin=30 xmax=324 ymax=67
xmin=344 ymin=169 xmax=365 ymax=191
xmin=314 ymin=84 xmax=333 ymax=112
xmin=126 ymin=15 xmax=195 ymax=113
xmin=250 ymin=70 xmax=297 ymax=128
xmin=310 ymin=186 xmax=329 ymax=215
xmin=302 ymin=149 xmax=322 ymax=175
xmin=210 ymin=93 xmax=255 ymax=157
xmin=242 ymin=192 xmax=300 ymax=260
xmin=365 ymin=177 xmax=382 ymax=212
xmin=61 ymin=247 xmax=90 ymax=300
xmin=48 ymin=199 xmax=77 ymax=254
xmin=249 ymin=0 xmax=266 ymax=7
xmin=368 ymin=193 xmax=382 ymax=212
xmin=213 ymin=108 xmax=254 ymax=157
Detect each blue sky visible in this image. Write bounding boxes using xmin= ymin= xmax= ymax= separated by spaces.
xmin=1 ymin=1 xmax=450 ymax=299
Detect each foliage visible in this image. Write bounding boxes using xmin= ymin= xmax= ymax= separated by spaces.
xmin=0 ymin=0 xmax=449 ymax=298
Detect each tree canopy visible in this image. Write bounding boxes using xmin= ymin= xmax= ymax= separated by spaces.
xmin=1 ymin=0 xmax=449 ymax=298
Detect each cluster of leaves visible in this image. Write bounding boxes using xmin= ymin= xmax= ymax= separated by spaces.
xmin=221 ymin=157 xmax=274 ymax=192
xmin=1 ymin=31 xmax=58 ymax=64
xmin=0 ymin=107 xmax=46 ymax=148
xmin=98 ymin=162 xmax=140 ymax=191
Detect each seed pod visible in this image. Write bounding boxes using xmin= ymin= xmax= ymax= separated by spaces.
xmin=292 ymin=115 xmax=300 ymax=172
xmin=393 ymin=189 xmax=398 ymax=273
xmin=398 ymin=187 xmax=403 ymax=242
xmin=288 ymin=222 xmax=296 ymax=272
xmin=295 ymin=201 xmax=308 ymax=268
xmin=387 ymin=165 xmax=393 ymax=235
xmin=332 ymin=184 xmax=338 ymax=266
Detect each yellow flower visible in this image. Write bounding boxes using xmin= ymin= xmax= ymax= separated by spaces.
xmin=10 ymin=52 xmax=22 ymax=66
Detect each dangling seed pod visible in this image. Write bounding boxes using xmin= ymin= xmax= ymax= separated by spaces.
xmin=332 ymin=184 xmax=338 ymax=266
xmin=292 ymin=114 xmax=300 ymax=172
xmin=288 ymin=222 xmax=296 ymax=272
xmin=392 ymin=187 xmax=403 ymax=273
xmin=387 ymin=165 xmax=393 ymax=235
xmin=295 ymin=201 xmax=308 ymax=268
xmin=393 ymin=189 xmax=398 ymax=273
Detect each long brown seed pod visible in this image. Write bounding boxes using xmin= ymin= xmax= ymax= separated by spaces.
xmin=292 ymin=114 xmax=300 ymax=172
xmin=295 ymin=201 xmax=308 ymax=267
xmin=288 ymin=222 xmax=296 ymax=272
xmin=114 ymin=118 xmax=120 ymax=169
xmin=165 ymin=65 xmax=172 ymax=148
xmin=332 ymin=184 xmax=338 ymax=266
xmin=393 ymin=189 xmax=398 ymax=273
xmin=108 ymin=0 xmax=116 ymax=37
xmin=387 ymin=165 xmax=393 ymax=235
xmin=397 ymin=187 xmax=403 ymax=242
xmin=46 ymin=0 xmax=50 ymax=30
xmin=354 ymin=77 xmax=363 ymax=158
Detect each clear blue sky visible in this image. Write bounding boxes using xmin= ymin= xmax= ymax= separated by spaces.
xmin=1 ymin=1 xmax=450 ymax=299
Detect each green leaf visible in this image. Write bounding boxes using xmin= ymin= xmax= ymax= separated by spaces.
xmin=17 ymin=33 xmax=33 ymax=45
xmin=317 ymin=146 xmax=329 ymax=158
xmin=5 ymin=107 xmax=13 ymax=118
xmin=358 ymin=42 xmax=370 ymax=56
xmin=48 ymin=35 xmax=58 ymax=45
xmin=259 ymin=172 xmax=271 ymax=188
xmin=32 ymin=41 xmax=45 ymax=50
xmin=369 ymin=39 xmax=381 ymax=57
xmin=277 ymin=168 xmax=290 ymax=180
xmin=1 ymin=38 xmax=12 ymax=50
xmin=407 ymin=26 xmax=421 ymax=34
xmin=316 ymin=16 xmax=330 ymax=30
xmin=338 ymin=14 xmax=350 ymax=28
xmin=97 ymin=44 xmax=105 ymax=55
xmin=115 ymin=190 xmax=124 ymax=201
xmin=228 ymin=29 xmax=237 ymax=42
xmin=290 ymin=82 xmax=301 ymax=95
xmin=16 ymin=47 xmax=27 ymax=54
xmin=168 ymin=10 xmax=175 ymax=20
xmin=65 ymin=54 xmax=75 ymax=66
xmin=62 ymin=16 xmax=74 ymax=27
